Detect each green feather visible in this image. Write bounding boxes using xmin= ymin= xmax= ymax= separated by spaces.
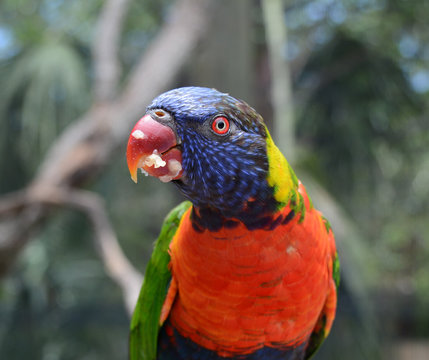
xmin=332 ymin=252 xmax=341 ymax=290
xmin=305 ymin=314 xmax=328 ymax=359
xmin=321 ymin=215 xmax=332 ymax=234
xmin=129 ymin=201 xmax=192 ymax=360
xmin=297 ymin=192 xmax=306 ymax=223
xmin=305 ymin=252 xmax=340 ymax=359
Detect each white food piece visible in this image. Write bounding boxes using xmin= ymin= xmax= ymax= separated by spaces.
xmin=140 ymin=168 xmax=149 ymax=176
xmin=168 ymin=159 xmax=182 ymax=177
xmin=144 ymin=150 xmax=166 ymax=169
xmin=159 ymin=175 xmax=173 ymax=183
xmin=159 ymin=159 xmax=183 ymax=183
xmin=131 ymin=129 xmax=145 ymax=139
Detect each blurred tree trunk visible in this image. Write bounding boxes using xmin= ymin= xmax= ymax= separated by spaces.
xmin=261 ymin=0 xmax=295 ymax=162
xmin=189 ymin=0 xmax=255 ymax=104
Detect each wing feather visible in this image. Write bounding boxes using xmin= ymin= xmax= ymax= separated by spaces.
xmin=129 ymin=201 xmax=192 ymax=360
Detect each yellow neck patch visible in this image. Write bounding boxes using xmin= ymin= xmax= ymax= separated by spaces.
xmin=265 ymin=128 xmax=298 ymax=207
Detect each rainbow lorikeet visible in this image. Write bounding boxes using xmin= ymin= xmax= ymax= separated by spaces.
xmin=126 ymin=87 xmax=339 ymax=360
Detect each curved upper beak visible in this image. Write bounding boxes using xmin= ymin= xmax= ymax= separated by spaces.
xmin=126 ymin=114 xmax=182 ymax=183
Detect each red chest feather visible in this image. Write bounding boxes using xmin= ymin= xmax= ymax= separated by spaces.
xmin=168 ymin=186 xmax=336 ymax=357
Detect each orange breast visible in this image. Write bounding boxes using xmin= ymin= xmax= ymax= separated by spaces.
xmin=168 ymin=185 xmax=336 ymax=357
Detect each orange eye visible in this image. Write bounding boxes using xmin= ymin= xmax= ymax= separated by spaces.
xmin=211 ymin=116 xmax=230 ymax=135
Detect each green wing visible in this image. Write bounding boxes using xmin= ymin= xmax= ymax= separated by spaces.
xmin=129 ymin=201 xmax=192 ymax=360
xmin=305 ymin=252 xmax=340 ymax=359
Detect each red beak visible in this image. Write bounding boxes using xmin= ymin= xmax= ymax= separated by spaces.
xmin=126 ymin=114 xmax=182 ymax=183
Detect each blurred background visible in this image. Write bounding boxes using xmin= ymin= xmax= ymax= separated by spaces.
xmin=1 ymin=0 xmax=428 ymax=359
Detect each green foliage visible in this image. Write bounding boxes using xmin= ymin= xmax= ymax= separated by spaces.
xmin=0 ymin=1 xmax=93 ymax=186
xmin=0 ymin=211 xmax=129 ymax=360
xmin=1 ymin=35 xmax=88 ymax=165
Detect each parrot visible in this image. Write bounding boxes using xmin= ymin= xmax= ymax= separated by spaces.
xmin=126 ymin=87 xmax=339 ymax=360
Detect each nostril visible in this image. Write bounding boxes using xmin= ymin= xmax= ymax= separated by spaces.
xmin=155 ymin=109 xmax=166 ymax=118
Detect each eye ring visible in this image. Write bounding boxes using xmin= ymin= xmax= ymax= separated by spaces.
xmin=211 ymin=116 xmax=230 ymax=135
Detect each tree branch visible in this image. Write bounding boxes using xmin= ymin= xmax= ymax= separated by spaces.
xmin=116 ymin=0 xmax=211 ymax=139
xmin=32 ymin=186 xmax=143 ymax=315
xmin=93 ymin=0 xmax=131 ymax=102
xmin=0 ymin=186 xmax=142 ymax=315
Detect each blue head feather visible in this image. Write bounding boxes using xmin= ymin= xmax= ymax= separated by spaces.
xmin=147 ymin=87 xmax=279 ymax=230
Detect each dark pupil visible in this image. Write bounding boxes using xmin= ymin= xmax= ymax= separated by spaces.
xmin=217 ymin=120 xmax=225 ymax=129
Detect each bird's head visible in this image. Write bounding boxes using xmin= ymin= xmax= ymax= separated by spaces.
xmin=127 ymin=87 xmax=297 ymax=227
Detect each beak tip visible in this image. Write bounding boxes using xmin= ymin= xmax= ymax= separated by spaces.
xmin=130 ymin=169 xmax=138 ymax=183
